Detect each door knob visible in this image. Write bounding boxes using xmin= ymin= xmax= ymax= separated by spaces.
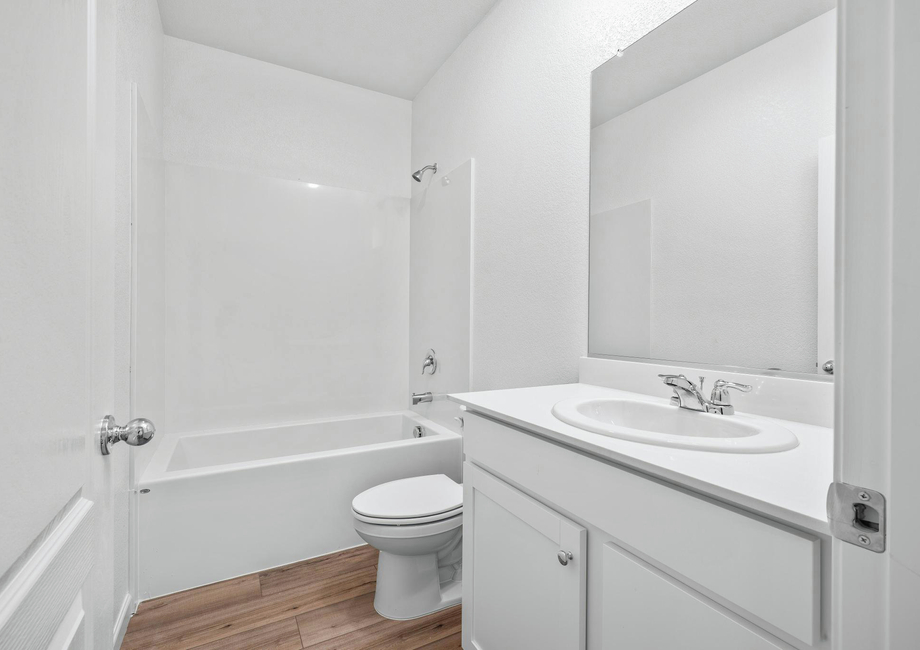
xmin=557 ymin=550 xmax=574 ymax=566
xmin=100 ymin=415 xmax=156 ymax=455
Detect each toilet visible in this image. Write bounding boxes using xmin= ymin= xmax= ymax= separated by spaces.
xmin=352 ymin=474 xmax=463 ymax=620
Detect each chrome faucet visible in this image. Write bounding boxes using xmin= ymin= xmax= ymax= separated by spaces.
xmin=412 ymin=392 xmax=433 ymax=405
xmin=658 ymin=374 xmax=751 ymax=415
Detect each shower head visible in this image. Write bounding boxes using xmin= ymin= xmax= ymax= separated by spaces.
xmin=412 ymin=163 xmax=437 ymax=182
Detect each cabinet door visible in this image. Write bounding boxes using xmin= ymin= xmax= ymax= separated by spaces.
xmin=463 ymin=462 xmax=586 ymax=650
xmin=602 ymin=542 xmax=791 ymax=650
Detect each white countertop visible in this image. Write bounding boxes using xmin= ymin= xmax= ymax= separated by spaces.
xmin=450 ymin=382 xmax=833 ymax=534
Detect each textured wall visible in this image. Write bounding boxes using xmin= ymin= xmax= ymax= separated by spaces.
xmin=411 ymin=0 xmax=694 ymax=391
xmin=591 ymin=11 xmax=836 ymax=372
xmin=164 ymin=37 xmax=412 ymax=197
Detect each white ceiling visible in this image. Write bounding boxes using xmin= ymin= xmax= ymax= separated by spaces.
xmin=591 ymin=0 xmax=837 ymax=127
xmin=157 ymin=0 xmax=501 ymax=100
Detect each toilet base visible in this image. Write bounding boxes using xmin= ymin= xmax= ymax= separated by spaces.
xmin=373 ymin=550 xmax=462 ymax=620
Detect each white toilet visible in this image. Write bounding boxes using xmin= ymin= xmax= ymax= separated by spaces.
xmin=352 ymin=474 xmax=463 ymax=620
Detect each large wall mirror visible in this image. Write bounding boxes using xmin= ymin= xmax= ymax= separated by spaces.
xmin=589 ymin=0 xmax=837 ymax=377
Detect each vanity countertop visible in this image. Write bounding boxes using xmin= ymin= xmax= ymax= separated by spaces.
xmin=450 ymin=382 xmax=833 ymax=534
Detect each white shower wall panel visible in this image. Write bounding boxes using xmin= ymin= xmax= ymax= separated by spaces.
xmin=163 ymin=37 xmax=411 ymax=198
xmin=165 ymin=163 xmax=409 ymax=432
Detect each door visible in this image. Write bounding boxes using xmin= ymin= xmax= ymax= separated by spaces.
xmin=833 ymin=0 xmax=920 ymax=648
xmin=0 ymin=1 xmax=123 ymax=648
xmin=462 ymin=462 xmax=586 ymax=650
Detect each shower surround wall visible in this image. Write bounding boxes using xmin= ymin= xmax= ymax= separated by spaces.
xmin=150 ymin=37 xmax=412 ymax=435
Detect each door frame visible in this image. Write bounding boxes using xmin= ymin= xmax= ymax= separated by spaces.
xmin=834 ymin=0 xmax=920 ymax=647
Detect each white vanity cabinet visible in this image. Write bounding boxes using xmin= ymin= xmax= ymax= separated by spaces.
xmin=462 ymin=462 xmax=587 ymax=650
xmin=460 ymin=411 xmax=829 ymax=650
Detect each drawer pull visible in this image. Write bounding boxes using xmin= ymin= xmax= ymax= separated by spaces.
xmin=557 ymin=550 xmax=574 ymax=566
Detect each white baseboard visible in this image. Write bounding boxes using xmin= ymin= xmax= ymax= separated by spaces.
xmin=113 ymin=592 xmax=132 ymax=649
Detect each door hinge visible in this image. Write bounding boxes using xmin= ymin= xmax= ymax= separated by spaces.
xmin=826 ymin=482 xmax=886 ymax=553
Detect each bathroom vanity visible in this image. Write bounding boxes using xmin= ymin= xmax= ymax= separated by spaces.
xmin=475 ymin=2 xmax=845 ymax=646
xmin=451 ymin=359 xmax=834 ymax=650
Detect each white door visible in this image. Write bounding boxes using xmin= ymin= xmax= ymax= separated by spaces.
xmin=462 ymin=462 xmax=586 ymax=650
xmin=833 ymin=0 xmax=920 ymax=648
xmin=0 ymin=2 xmax=129 ymax=649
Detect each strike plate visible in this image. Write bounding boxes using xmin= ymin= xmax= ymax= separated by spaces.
xmin=826 ymin=482 xmax=886 ymax=553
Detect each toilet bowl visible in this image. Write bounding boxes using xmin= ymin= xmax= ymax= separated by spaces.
xmin=352 ymin=474 xmax=463 ymax=620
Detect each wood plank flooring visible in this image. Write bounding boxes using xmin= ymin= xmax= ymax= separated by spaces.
xmin=121 ymin=545 xmax=461 ymax=650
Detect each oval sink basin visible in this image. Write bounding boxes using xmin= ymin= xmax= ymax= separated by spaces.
xmin=551 ymin=398 xmax=798 ymax=453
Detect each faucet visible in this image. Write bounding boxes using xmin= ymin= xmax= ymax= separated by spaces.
xmin=412 ymin=392 xmax=433 ymax=405
xmin=658 ymin=374 xmax=751 ymax=415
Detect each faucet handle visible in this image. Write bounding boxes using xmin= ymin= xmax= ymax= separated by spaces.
xmin=658 ymin=374 xmax=701 ymax=391
xmin=421 ymin=349 xmax=438 ymax=375
xmin=710 ymin=379 xmax=752 ymax=403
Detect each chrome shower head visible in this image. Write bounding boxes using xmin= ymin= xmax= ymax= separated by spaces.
xmin=412 ymin=163 xmax=437 ymax=182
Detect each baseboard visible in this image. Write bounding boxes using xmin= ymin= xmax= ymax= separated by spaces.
xmin=113 ymin=592 xmax=132 ymax=650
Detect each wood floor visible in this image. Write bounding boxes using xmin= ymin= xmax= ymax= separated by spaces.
xmin=121 ymin=545 xmax=461 ymax=650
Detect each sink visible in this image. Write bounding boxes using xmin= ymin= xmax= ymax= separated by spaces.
xmin=551 ymin=398 xmax=798 ymax=453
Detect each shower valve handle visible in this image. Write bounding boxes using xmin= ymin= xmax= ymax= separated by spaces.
xmin=421 ymin=349 xmax=438 ymax=375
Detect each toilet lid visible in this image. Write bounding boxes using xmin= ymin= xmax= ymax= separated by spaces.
xmin=352 ymin=474 xmax=462 ymax=520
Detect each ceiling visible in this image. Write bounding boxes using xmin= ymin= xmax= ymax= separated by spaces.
xmin=591 ymin=0 xmax=837 ymax=127
xmin=157 ymin=0 xmax=501 ymax=100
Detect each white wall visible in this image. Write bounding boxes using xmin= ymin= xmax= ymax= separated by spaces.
xmin=590 ymin=11 xmax=836 ymax=373
xmin=164 ymin=37 xmax=411 ymax=197
xmin=411 ymin=0 xmax=696 ymax=391
xmin=156 ymin=38 xmax=413 ymax=432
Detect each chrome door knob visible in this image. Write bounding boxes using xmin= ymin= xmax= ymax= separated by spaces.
xmin=557 ymin=550 xmax=573 ymax=566
xmin=100 ymin=415 xmax=156 ymax=455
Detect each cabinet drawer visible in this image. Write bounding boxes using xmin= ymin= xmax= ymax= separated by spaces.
xmin=602 ymin=542 xmax=792 ymax=650
xmin=463 ymin=411 xmax=821 ymax=647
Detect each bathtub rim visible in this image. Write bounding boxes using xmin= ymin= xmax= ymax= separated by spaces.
xmin=140 ymin=410 xmax=460 ymax=486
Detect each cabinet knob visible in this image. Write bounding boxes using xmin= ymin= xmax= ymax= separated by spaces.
xmin=557 ymin=550 xmax=573 ymax=566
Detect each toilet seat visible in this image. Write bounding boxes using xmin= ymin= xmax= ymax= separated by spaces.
xmin=352 ymin=474 xmax=462 ymax=526
xmin=353 ymin=511 xmax=463 ymax=539
xmin=352 ymin=505 xmax=462 ymax=526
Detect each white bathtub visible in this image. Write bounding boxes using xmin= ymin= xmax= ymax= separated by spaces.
xmin=138 ymin=411 xmax=462 ymax=599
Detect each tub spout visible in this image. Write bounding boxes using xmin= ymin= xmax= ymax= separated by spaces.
xmin=412 ymin=392 xmax=433 ymax=405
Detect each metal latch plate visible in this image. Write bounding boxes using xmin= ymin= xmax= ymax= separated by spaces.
xmin=826 ymin=482 xmax=886 ymax=553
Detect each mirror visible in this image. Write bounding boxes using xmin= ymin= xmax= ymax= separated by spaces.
xmin=589 ymin=0 xmax=837 ymax=377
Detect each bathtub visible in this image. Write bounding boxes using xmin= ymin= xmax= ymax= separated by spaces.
xmin=138 ymin=411 xmax=462 ymax=599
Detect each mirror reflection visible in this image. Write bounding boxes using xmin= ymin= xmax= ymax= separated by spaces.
xmin=589 ymin=0 xmax=837 ymax=375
